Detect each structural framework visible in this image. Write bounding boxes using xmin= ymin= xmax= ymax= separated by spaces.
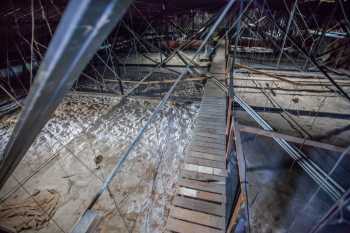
xmin=0 ymin=0 xmax=349 ymax=233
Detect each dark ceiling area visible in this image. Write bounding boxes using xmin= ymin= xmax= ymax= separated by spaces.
xmin=0 ymin=0 xmax=348 ymax=68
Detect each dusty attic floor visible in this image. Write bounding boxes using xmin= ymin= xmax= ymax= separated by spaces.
xmin=0 ymin=93 xmax=199 ymax=233
xmin=233 ymin=70 xmax=350 ymax=146
xmin=231 ymin=70 xmax=350 ymax=233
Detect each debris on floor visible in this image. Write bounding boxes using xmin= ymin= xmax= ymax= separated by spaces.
xmin=0 ymin=189 xmax=60 ymax=232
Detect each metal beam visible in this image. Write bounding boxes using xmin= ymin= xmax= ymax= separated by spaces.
xmin=0 ymin=0 xmax=134 ymax=189
xmin=276 ymin=0 xmax=298 ymax=68
xmin=239 ymin=125 xmax=346 ymax=153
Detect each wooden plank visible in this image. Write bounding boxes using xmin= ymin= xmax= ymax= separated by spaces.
xmin=239 ymin=125 xmax=346 ymax=153
xmin=204 ymin=96 xmax=224 ymax=99
xmin=195 ymin=124 xmax=226 ymax=132
xmin=166 ymin=218 xmax=223 ymax=233
xmin=200 ymin=113 xmax=226 ymax=118
xmin=232 ymin=119 xmax=248 ymax=198
xmin=192 ymin=138 xmax=226 ymax=149
xmin=195 ymin=126 xmax=226 ymax=133
xmin=200 ymin=102 xmax=226 ymax=110
xmin=202 ymin=97 xmax=225 ymax=100
xmin=198 ymin=111 xmax=226 ymax=116
xmin=201 ymin=100 xmax=226 ymax=103
xmin=196 ymin=121 xmax=226 ymax=127
xmin=177 ymin=187 xmax=224 ymax=203
xmin=192 ymin=135 xmax=226 ymax=145
xmin=197 ymin=115 xmax=226 ymax=121
xmin=200 ymin=108 xmax=226 ymax=111
xmin=201 ymin=102 xmax=225 ymax=105
xmin=201 ymin=99 xmax=225 ymax=102
xmin=200 ymin=108 xmax=226 ymax=112
xmin=204 ymin=95 xmax=225 ymax=98
xmin=183 ymin=164 xmax=227 ymax=177
xmin=190 ymin=145 xmax=225 ymax=156
xmin=197 ymin=117 xmax=226 ymax=123
xmin=199 ymin=113 xmax=225 ymax=117
xmin=205 ymin=86 xmax=224 ymax=90
xmin=200 ymin=105 xmax=225 ymax=109
xmin=198 ymin=116 xmax=225 ymax=121
xmin=200 ymin=107 xmax=226 ymax=111
xmin=199 ymin=109 xmax=226 ymax=114
xmin=197 ymin=117 xmax=226 ymax=124
xmin=200 ymin=106 xmax=225 ymax=109
xmin=193 ymin=132 xmax=225 ymax=142
xmin=178 ymin=178 xmax=225 ymax=194
xmin=186 ymin=156 xmax=226 ymax=169
xmin=202 ymin=100 xmax=225 ymax=102
xmin=181 ymin=170 xmax=225 ymax=182
xmin=235 ymin=63 xmax=297 ymax=85
xmin=197 ymin=117 xmax=226 ymax=122
xmin=199 ymin=111 xmax=226 ymax=115
xmin=194 ymin=126 xmax=226 ymax=135
xmin=198 ymin=115 xmax=226 ymax=121
xmin=195 ymin=127 xmax=226 ymax=135
xmin=188 ymin=151 xmax=226 ymax=162
xmin=201 ymin=102 xmax=226 ymax=105
xmin=202 ymin=94 xmax=223 ymax=99
xmin=201 ymin=108 xmax=224 ymax=111
xmin=198 ymin=114 xmax=226 ymax=119
xmin=173 ymin=196 xmax=225 ymax=216
xmin=191 ymin=141 xmax=225 ymax=152
xmin=202 ymin=96 xmax=226 ymax=99
xmin=226 ymin=193 xmax=245 ymax=233
xmin=196 ymin=120 xmax=226 ymax=128
xmin=204 ymin=91 xmax=225 ymax=95
xmin=202 ymin=98 xmax=226 ymax=101
xmin=195 ymin=128 xmax=226 ymax=136
xmin=170 ymin=207 xmax=225 ymax=229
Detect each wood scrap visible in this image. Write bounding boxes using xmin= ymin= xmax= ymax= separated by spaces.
xmin=0 ymin=189 xmax=60 ymax=233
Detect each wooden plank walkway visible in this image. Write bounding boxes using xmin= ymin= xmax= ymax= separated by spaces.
xmin=166 ymin=79 xmax=227 ymax=233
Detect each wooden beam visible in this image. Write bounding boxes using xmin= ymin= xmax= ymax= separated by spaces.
xmin=239 ymin=125 xmax=346 ymax=153
xmin=231 ymin=117 xmax=250 ymax=232
xmin=178 ymin=178 xmax=225 ymax=194
xmin=225 ymin=98 xmax=234 ymax=161
xmin=173 ymin=196 xmax=225 ymax=217
xmin=226 ymin=193 xmax=245 ymax=233
xmin=235 ymin=63 xmax=297 ymax=85
xmin=166 ymin=218 xmax=223 ymax=233
xmin=169 ymin=207 xmax=225 ymax=229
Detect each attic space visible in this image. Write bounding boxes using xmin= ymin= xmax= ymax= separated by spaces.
xmin=0 ymin=1 xmax=350 ymax=233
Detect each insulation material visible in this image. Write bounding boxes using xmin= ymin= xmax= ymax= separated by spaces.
xmin=0 ymin=189 xmax=60 ymax=232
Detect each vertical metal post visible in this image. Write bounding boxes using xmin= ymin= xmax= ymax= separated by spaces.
xmin=276 ymin=0 xmax=297 ymax=68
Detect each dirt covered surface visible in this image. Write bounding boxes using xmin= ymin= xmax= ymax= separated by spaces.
xmin=0 ymin=93 xmax=199 ymax=233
